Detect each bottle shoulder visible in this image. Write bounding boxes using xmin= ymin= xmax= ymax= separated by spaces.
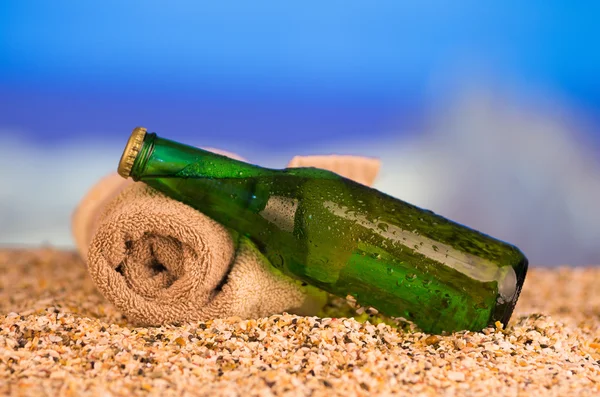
xmin=281 ymin=166 xmax=343 ymax=180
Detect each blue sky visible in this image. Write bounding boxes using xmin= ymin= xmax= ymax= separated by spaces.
xmin=1 ymin=1 xmax=599 ymax=146
xmin=2 ymin=1 xmax=598 ymax=95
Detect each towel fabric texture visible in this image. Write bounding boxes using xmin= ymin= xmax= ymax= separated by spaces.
xmin=72 ymin=149 xmax=380 ymax=326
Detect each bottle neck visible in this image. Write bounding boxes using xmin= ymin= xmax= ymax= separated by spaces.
xmin=129 ymin=132 xmax=274 ymax=181
xmin=130 ymin=132 xmax=157 ymax=181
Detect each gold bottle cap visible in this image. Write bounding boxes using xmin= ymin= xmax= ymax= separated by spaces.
xmin=117 ymin=126 xmax=147 ymax=178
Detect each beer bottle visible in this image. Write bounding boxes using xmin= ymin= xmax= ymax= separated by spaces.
xmin=117 ymin=127 xmax=528 ymax=334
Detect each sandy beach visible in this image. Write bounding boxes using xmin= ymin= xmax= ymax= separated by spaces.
xmin=0 ymin=248 xmax=599 ymax=396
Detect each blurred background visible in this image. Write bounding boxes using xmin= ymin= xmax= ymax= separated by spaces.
xmin=1 ymin=1 xmax=599 ymax=265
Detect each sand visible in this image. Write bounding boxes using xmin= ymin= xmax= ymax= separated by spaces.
xmin=0 ymin=248 xmax=599 ymax=396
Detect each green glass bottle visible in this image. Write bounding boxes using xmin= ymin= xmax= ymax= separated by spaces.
xmin=117 ymin=127 xmax=528 ymax=334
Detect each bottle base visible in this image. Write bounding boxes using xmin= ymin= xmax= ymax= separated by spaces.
xmin=491 ymin=255 xmax=529 ymax=329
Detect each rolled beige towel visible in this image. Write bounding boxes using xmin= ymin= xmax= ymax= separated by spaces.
xmin=72 ymin=150 xmax=380 ymax=326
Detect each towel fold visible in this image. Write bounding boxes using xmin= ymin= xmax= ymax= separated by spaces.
xmin=72 ymin=149 xmax=380 ymax=326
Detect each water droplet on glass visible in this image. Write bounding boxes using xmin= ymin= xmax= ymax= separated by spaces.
xmin=405 ymin=273 xmax=417 ymax=281
xmin=386 ymin=267 xmax=394 ymax=275
xmin=271 ymin=253 xmax=284 ymax=269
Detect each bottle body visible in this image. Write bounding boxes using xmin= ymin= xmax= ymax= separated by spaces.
xmin=122 ymin=130 xmax=528 ymax=334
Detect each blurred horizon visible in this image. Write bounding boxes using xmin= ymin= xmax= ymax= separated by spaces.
xmin=1 ymin=1 xmax=599 ymax=265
